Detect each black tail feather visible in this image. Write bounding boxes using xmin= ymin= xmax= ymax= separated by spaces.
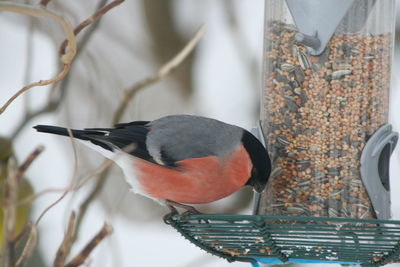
xmin=33 ymin=125 xmax=112 ymax=151
xmin=34 ymin=125 xmax=93 ymax=141
xmin=34 ymin=124 xmax=152 ymax=161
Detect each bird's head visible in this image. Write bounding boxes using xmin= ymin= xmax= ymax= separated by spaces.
xmin=241 ymin=130 xmax=271 ymax=193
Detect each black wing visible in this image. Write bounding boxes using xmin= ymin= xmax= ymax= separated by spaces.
xmin=34 ymin=121 xmax=154 ymax=162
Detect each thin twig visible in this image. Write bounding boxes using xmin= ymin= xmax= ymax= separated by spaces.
xmin=54 ymin=212 xmax=77 ymax=267
xmin=11 ymin=0 xmax=113 ymax=139
xmin=65 ymin=223 xmax=113 ymax=267
xmin=17 ymin=158 xmax=115 ymax=206
xmin=39 ymin=0 xmax=51 ymax=7
xmin=0 ymin=2 xmax=76 ymax=63
xmin=142 ymin=0 xmax=195 ymax=98
xmin=59 ymin=0 xmax=125 ymax=55
xmin=22 ymin=14 xmax=35 ymax=116
xmin=13 ymin=221 xmax=32 ymax=245
xmin=33 ymin=143 xmax=135 ymax=225
xmin=11 ymin=99 xmax=59 ymax=139
xmin=15 ymin=224 xmax=38 ymax=266
xmin=112 ymin=24 xmax=205 ymax=123
xmin=1 ymin=65 xmax=71 ymax=115
xmin=0 ymin=2 xmax=76 ymax=115
xmin=2 ymin=164 xmax=18 ymax=267
xmin=1 ymin=146 xmax=44 ymax=266
xmin=14 ymin=146 xmax=44 ymax=183
xmin=34 ymin=128 xmax=80 ymax=226
xmin=74 ymin=168 xmax=109 ymax=241
xmin=11 ymin=0 xmax=121 ymax=139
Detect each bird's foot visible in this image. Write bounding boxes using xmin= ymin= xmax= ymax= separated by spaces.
xmin=164 ymin=200 xmax=209 ymax=224
xmin=165 ymin=200 xmax=201 ymax=214
xmin=163 ymin=204 xmax=178 ymax=224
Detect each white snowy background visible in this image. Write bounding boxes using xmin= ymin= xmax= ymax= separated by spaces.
xmin=0 ymin=1 xmax=400 ymax=267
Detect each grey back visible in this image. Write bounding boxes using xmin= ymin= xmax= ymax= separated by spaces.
xmin=146 ymin=115 xmax=244 ymax=163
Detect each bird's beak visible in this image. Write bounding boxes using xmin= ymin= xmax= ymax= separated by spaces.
xmin=254 ymin=183 xmax=265 ymax=194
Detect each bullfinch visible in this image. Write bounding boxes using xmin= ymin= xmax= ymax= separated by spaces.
xmin=34 ymin=115 xmax=271 ymax=214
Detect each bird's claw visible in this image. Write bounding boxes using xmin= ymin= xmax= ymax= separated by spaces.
xmin=181 ymin=208 xmax=201 ymax=216
xmin=163 ymin=204 xmax=178 ymax=224
xmin=181 ymin=209 xmax=210 ymax=224
xmin=163 ymin=200 xmax=209 ymax=224
xmin=163 ymin=212 xmax=175 ymax=224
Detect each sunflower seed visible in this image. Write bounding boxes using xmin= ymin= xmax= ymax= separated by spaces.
xmin=350 ymin=179 xmax=362 ymax=187
xmin=299 ymin=90 xmax=308 ymax=103
xmin=285 ymin=96 xmax=298 ymax=112
xmin=294 ymin=125 xmax=305 ymax=135
xmin=292 ymin=45 xmax=299 ymax=58
xmin=285 ymin=188 xmax=294 ymax=194
xmin=294 ymin=67 xmax=305 ymax=83
xmin=329 ymin=189 xmax=343 ymax=197
xmin=330 ymin=150 xmax=343 ymax=157
xmin=298 ymin=50 xmax=311 ymax=70
xmin=332 ymin=70 xmax=351 ymax=79
xmin=276 ymin=135 xmax=290 ymax=146
xmin=281 ymin=63 xmax=295 ymax=72
xmin=297 ymin=181 xmax=311 ymax=186
xmin=284 ymin=84 xmax=293 ymax=92
xmin=287 ymin=207 xmax=306 ymax=213
xmin=328 ymin=208 xmax=339 ymax=217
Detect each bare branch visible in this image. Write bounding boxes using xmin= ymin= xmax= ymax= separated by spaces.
xmin=59 ymin=0 xmax=125 ymax=55
xmin=54 ymin=212 xmax=77 ymax=267
xmin=73 ymin=168 xmax=109 ymax=243
xmin=33 ymin=143 xmax=134 ymax=226
xmin=34 ymin=128 xmax=80 ymax=226
xmin=11 ymin=0 xmax=112 ymax=139
xmin=39 ymin=0 xmax=51 ymax=7
xmin=14 ymin=145 xmax=44 ymax=183
xmin=13 ymin=221 xmax=32 ymax=245
xmin=15 ymin=224 xmax=38 ymax=266
xmin=0 ymin=61 xmax=71 ymax=116
xmin=0 ymin=2 xmax=76 ymax=115
xmin=22 ymin=15 xmax=35 ymax=116
xmin=17 ymin=157 xmax=115 ymax=206
xmin=1 ymin=145 xmax=44 ymax=266
xmin=65 ymin=223 xmax=113 ymax=267
xmin=1 ymin=165 xmax=18 ymax=266
xmin=113 ymin=24 xmax=205 ymax=123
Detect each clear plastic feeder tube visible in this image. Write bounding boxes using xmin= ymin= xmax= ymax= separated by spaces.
xmin=258 ymin=0 xmax=396 ymax=218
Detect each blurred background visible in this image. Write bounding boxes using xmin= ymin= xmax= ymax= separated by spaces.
xmin=0 ymin=0 xmax=399 ymax=266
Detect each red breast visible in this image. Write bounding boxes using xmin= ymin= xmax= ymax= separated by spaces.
xmin=133 ymin=144 xmax=253 ymax=204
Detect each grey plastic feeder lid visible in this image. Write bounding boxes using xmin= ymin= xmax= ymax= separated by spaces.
xmin=285 ymin=0 xmax=361 ymax=55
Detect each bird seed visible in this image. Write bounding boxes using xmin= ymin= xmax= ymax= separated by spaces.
xmin=259 ymin=21 xmax=392 ymax=219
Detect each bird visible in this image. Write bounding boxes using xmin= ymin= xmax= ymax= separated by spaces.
xmin=33 ymin=115 xmax=271 ymax=216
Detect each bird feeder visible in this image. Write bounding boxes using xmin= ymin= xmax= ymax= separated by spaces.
xmin=258 ymin=0 xmax=398 ymax=220
xmin=165 ymin=0 xmax=400 ymax=265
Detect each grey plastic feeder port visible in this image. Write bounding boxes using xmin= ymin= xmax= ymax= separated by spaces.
xmin=360 ymin=124 xmax=398 ymax=220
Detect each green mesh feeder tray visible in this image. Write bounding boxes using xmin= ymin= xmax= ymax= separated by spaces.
xmin=165 ymin=214 xmax=400 ymax=266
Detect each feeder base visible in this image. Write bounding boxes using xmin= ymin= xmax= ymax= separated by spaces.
xmin=165 ymin=214 xmax=400 ymax=266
